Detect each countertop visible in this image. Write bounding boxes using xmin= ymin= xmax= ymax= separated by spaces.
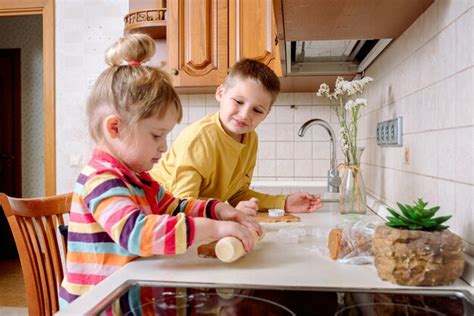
xmin=57 ymin=202 xmax=474 ymax=315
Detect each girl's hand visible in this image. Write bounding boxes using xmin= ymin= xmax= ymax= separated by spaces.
xmin=285 ymin=192 xmax=323 ymax=213
xmin=215 ymin=221 xmax=257 ymax=252
xmin=214 ymin=203 xmax=262 ymax=236
xmin=235 ymin=198 xmax=259 ymax=216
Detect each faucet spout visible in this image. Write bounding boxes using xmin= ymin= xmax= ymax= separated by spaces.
xmin=298 ymin=119 xmax=341 ymax=193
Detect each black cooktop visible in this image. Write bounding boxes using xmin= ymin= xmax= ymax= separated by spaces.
xmin=95 ymin=281 xmax=474 ymax=316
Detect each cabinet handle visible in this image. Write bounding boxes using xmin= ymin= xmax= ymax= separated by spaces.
xmin=274 ymin=34 xmax=278 ymax=46
xmin=170 ymin=68 xmax=179 ymax=76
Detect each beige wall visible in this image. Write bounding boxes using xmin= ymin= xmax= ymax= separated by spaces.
xmin=0 ymin=15 xmax=44 ymax=197
xmin=360 ymin=1 xmax=473 ymax=253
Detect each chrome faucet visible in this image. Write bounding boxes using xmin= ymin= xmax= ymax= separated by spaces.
xmin=298 ymin=119 xmax=341 ymax=193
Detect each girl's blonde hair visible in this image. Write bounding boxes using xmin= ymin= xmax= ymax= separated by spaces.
xmin=87 ymin=33 xmax=182 ymax=144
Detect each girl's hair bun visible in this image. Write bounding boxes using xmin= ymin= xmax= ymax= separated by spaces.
xmin=105 ymin=33 xmax=156 ymax=66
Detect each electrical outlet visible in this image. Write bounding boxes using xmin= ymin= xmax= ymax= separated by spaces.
xmin=377 ymin=117 xmax=403 ymax=146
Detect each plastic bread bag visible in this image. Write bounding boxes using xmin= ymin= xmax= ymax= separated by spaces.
xmin=327 ymin=217 xmax=379 ymax=265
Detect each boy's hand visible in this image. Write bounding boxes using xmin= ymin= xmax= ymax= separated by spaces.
xmin=235 ymin=198 xmax=259 ymax=216
xmin=215 ymin=202 xmax=262 ymax=236
xmin=284 ymin=192 xmax=323 ymax=213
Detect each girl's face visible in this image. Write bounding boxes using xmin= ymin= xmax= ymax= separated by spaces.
xmin=114 ymin=106 xmax=178 ymax=173
xmin=216 ymin=78 xmax=272 ymax=142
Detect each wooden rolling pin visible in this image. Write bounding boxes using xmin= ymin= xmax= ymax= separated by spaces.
xmin=215 ymin=231 xmax=264 ymax=263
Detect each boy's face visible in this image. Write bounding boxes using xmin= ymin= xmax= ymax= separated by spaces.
xmin=216 ymin=77 xmax=272 ymax=141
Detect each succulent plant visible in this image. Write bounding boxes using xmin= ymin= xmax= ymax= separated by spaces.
xmin=385 ymin=198 xmax=451 ymax=231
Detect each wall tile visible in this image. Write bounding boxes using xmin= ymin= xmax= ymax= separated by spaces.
xmin=276 ymin=124 xmax=294 ymax=141
xmin=455 ymin=126 xmax=474 ymax=184
xmin=294 ymin=106 xmax=313 ymax=123
xmin=294 ymin=142 xmax=312 ymax=160
xmin=188 ymin=107 xmax=206 ymax=123
xmin=455 ymin=182 xmax=474 ymax=243
xmin=258 ymin=160 xmax=276 ymax=177
xmin=258 ymin=142 xmax=276 ymax=160
xmin=276 ymin=160 xmax=294 ymax=177
xmin=436 ymin=179 xmax=455 ymax=217
xmin=256 ymin=124 xmax=276 ymax=141
xmin=205 ymin=94 xmax=219 ymax=106
xmin=455 ymin=67 xmax=474 ymax=127
xmin=294 ymin=93 xmax=313 ymax=105
xmin=422 ymin=1 xmax=439 ymax=42
xmin=276 ymin=142 xmax=294 ymax=159
xmin=436 ymin=76 xmax=456 ymax=128
xmin=295 ymin=160 xmax=313 ymax=178
xmin=437 ymin=129 xmax=456 ymax=180
xmin=437 ymin=23 xmax=456 ymax=80
xmin=275 ymin=106 xmax=294 ymax=123
xmin=455 ymin=8 xmax=474 ymax=72
xmin=274 ymin=93 xmax=294 ymax=105
xmin=188 ymin=94 xmax=206 ymax=106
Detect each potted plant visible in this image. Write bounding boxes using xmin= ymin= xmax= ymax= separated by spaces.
xmin=373 ymin=199 xmax=465 ymax=286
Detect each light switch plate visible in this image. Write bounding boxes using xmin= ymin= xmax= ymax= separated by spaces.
xmin=377 ymin=117 xmax=403 ymax=146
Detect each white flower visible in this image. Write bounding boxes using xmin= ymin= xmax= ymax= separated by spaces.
xmin=315 ymin=76 xmax=374 ymax=164
xmin=345 ymin=100 xmax=355 ymax=110
xmin=355 ymin=98 xmax=367 ymax=107
xmin=361 ymin=76 xmax=373 ymax=85
xmin=316 ymin=83 xmax=330 ymax=97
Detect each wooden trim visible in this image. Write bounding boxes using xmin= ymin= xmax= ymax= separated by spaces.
xmin=0 ymin=0 xmax=56 ymax=196
xmin=43 ymin=0 xmax=55 ymax=196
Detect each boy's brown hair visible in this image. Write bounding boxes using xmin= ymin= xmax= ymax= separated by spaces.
xmin=224 ymin=58 xmax=280 ymax=105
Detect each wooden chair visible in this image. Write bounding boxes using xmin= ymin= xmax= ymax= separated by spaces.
xmin=0 ymin=192 xmax=72 ymax=316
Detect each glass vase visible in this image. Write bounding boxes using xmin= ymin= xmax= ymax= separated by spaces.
xmin=339 ymin=148 xmax=367 ymax=214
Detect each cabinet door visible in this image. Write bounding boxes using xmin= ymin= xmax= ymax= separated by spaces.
xmin=229 ymin=0 xmax=281 ymax=75
xmin=168 ymin=0 xmax=228 ymax=86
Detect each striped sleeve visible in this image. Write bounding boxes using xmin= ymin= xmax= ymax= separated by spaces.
xmin=83 ymin=172 xmax=193 ymax=255
xmin=156 ymin=185 xmax=219 ymax=219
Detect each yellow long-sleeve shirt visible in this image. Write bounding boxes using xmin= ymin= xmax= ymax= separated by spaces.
xmin=150 ymin=112 xmax=286 ymax=210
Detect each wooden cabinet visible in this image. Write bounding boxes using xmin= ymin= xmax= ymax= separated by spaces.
xmin=228 ymin=0 xmax=281 ymax=76
xmin=167 ymin=0 xmax=281 ymax=87
xmin=167 ymin=0 xmax=228 ymax=86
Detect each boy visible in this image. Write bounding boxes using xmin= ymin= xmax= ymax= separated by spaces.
xmin=150 ymin=59 xmax=322 ymax=214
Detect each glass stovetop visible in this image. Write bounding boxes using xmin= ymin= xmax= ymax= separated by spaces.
xmin=94 ymin=281 xmax=474 ymax=316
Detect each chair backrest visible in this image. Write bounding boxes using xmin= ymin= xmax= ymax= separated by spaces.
xmin=0 ymin=192 xmax=72 ymax=316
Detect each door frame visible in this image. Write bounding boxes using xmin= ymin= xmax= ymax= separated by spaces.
xmin=0 ymin=0 xmax=56 ymax=195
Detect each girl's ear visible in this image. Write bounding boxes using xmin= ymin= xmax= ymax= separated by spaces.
xmin=104 ymin=115 xmax=121 ymax=138
xmin=215 ymin=84 xmax=225 ymax=102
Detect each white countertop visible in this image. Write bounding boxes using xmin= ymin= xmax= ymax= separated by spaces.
xmin=57 ymin=202 xmax=474 ymax=315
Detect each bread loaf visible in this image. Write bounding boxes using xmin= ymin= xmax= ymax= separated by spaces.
xmin=328 ymin=227 xmax=373 ymax=260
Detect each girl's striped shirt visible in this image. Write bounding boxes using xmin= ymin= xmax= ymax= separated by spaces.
xmin=59 ymin=149 xmax=218 ymax=306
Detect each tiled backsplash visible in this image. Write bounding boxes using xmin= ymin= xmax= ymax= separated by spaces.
xmin=172 ymin=93 xmax=344 ymax=181
xmin=360 ymin=1 xmax=473 ymax=253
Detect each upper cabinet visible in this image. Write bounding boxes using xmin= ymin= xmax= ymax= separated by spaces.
xmin=167 ymin=0 xmax=229 ymax=87
xmin=125 ymin=0 xmax=281 ymax=88
xmin=228 ymin=0 xmax=281 ymax=75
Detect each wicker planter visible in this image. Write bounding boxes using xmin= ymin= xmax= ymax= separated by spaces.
xmin=373 ymin=225 xmax=465 ymax=286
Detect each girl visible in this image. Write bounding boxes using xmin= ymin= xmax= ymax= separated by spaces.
xmin=59 ymin=33 xmax=261 ymax=306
